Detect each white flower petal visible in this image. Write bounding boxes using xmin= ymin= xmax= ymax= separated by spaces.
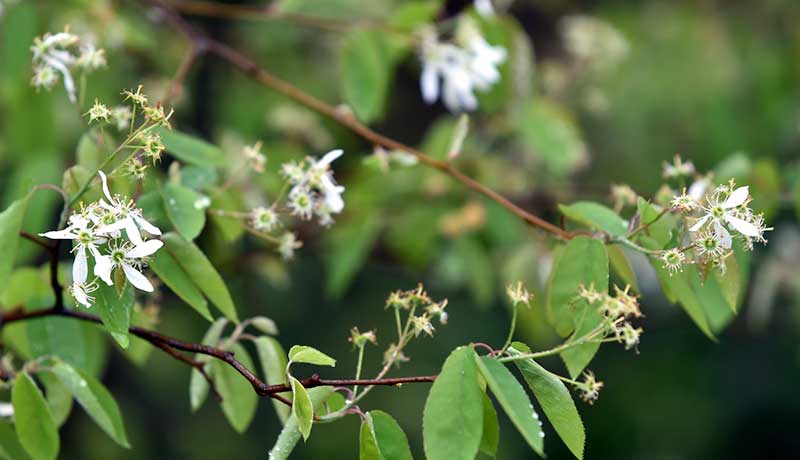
xmin=722 ymin=186 xmax=749 ymax=209
xmin=94 ymin=219 xmax=128 ymax=235
xmin=72 ymin=246 xmax=88 ymax=284
xmin=98 ymin=170 xmax=113 ymax=202
xmin=122 ymin=264 xmax=153 ymax=292
xmin=124 ymin=217 xmax=143 ymax=246
xmin=318 ymin=149 xmax=344 ymax=167
xmin=39 ymin=229 xmax=77 ymax=240
xmin=724 ymin=214 xmax=759 ymax=237
xmin=714 ymin=221 xmax=732 ymax=249
xmin=93 ymin=254 xmax=114 ymax=286
xmin=125 ymin=239 xmax=163 ymax=259
xmin=132 ymin=213 xmax=162 ymax=236
xmin=72 ymin=285 xmax=92 ymax=308
xmin=420 ymin=63 xmax=440 ymax=104
xmin=474 ymin=0 xmax=495 ymax=17
xmin=689 ymin=215 xmax=710 ymax=232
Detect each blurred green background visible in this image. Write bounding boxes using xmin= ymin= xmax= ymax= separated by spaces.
xmin=2 ymin=0 xmax=800 ymax=458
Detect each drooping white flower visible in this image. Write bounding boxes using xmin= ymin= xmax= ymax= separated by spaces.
xmin=69 ymin=281 xmax=99 ymax=308
xmin=277 ymin=232 xmax=302 ymax=260
xmin=93 ymin=171 xmax=162 ymax=245
xmin=689 ymin=185 xmax=761 ymax=248
xmin=39 ymin=214 xmax=107 ymax=285
xmin=30 ymin=30 xmax=105 ymax=103
xmin=94 ymin=239 xmax=163 ymax=292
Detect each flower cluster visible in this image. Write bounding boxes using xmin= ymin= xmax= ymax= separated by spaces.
xmin=385 ymin=284 xmax=449 ymax=336
xmin=280 ymin=149 xmax=345 ymax=226
xmin=578 ymin=284 xmax=643 ymax=350
xmin=418 ymin=18 xmax=506 ymax=113
xmin=575 ymin=371 xmax=604 ymax=404
xmin=40 ymin=171 xmax=163 ymax=308
xmin=30 ymin=29 xmax=106 ymax=103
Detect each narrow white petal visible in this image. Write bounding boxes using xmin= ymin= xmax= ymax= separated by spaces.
xmin=723 ymin=186 xmax=749 ymax=209
xmin=420 ymin=63 xmax=440 ymax=104
xmin=132 ymin=213 xmax=162 ymax=236
xmin=124 ymin=217 xmax=143 ymax=246
xmin=94 ymin=219 xmax=128 ymax=235
xmin=98 ymin=170 xmax=113 ymax=202
xmin=125 ymin=239 xmax=163 ymax=259
xmin=39 ymin=229 xmax=77 ymax=240
xmin=318 ymin=149 xmax=344 ymax=167
xmin=122 ymin=264 xmax=153 ymax=292
xmin=93 ymin=255 xmax=114 ymax=286
xmin=714 ymin=221 xmax=732 ymax=249
xmin=72 ymin=246 xmax=88 ymax=284
xmin=724 ymin=214 xmax=759 ymax=237
xmin=689 ymin=215 xmax=710 ymax=232
xmin=72 ymin=286 xmax=92 ymax=308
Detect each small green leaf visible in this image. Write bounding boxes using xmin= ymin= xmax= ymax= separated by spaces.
xmin=288 ymin=345 xmax=336 ymax=367
xmin=12 ymin=373 xmax=59 ymax=460
xmin=189 ymin=318 xmax=228 ymax=411
xmin=212 ymin=343 xmax=258 ymax=433
xmin=162 ymin=232 xmax=239 ymax=322
xmin=423 ymin=346 xmax=483 ymax=460
xmin=253 ymin=336 xmax=290 ymax=423
xmin=250 ymin=316 xmax=278 ymax=335
xmin=158 ymin=129 xmax=226 ymax=166
xmin=474 ymin=356 xmax=544 ymax=457
xmin=559 ymin=202 xmax=628 ymax=237
xmin=0 ymin=422 xmax=31 ymax=460
xmin=149 ymin=249 xmax=212 ymax=322
xmin=361 ymin=410 xmax=413 ymax=460
xmin=48 ymin=361 xmax=130 ymax=448
xmin=607 ymin=244 xmax=639 ymax=292
xmin=510 ymin=343 xmax=585 ymax=460
xmin=39 ymin=372 xmax=73 ymax=427
xmin=515 ymin=99 xmax=587 ymax=176
xmin=94 ymin=282 xmax=134 ymax=349
xmin=162 ymin=183 xmax=206 ymax=240
xmin=268 ymin=387 xmax=334 ymax=460
xmin=340 ymin=30 xmax=394 ymax=122
xmin=0 ymin=198 xmax=29 ymax=297
xmin=75 ymin=132 xmax=102 ymax=170
xmin=479 ymin=393 xmax=499 ymax=458
xmin=291 ymin=377 xmax=314 ymax=440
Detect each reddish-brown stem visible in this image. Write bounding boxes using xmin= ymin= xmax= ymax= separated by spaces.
xmin=141 ymin=0 xmax=572 ymax=240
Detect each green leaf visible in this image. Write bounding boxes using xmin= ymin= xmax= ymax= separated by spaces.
xmin=510 ymin=343 xmax=585 ymax=460
xmin=94 ymin=282 xmax=134 ymax=349
xmin=714 ymin=255 xmax=741 ymax=312
xmin=253 ymin=336 xmax=290 ymax=423
xmin=149 ymin=249 xmax=212 ymax=322
xmin=475 ymin=356 xmax=544 ymax=457
xmin=0 ymin=422 xmax=31 ymax=460
xmin=288 ymin=345 xmax=336 ymax=367
xmin=208 ymin=190 xmax=244 ymax=242
xmin=546 ymin=236 xmax=609 ymax=336
xmin=0 ymin=198 xmax=29 ymax=297
xmin=211 ymin=343 xmax=258 ymax=433
xmin=423 ymin=346 xmax=484 ymax=460
xmin=291 ymin=377 xmax=314 ymax=440
xmin=324 ymin=212 xmax=381 ymax=298
xmin=515 ymin=99 xmax=587 ymax=176
xmin=635 ymin=198 xmax=676 ymax=248
xmin=48 ymin=361 xmax=130 ymax=448
xmin=388 ymin=1 xmax=439 ymax=30
xmin=39 ymin=372 xmax=73 ymax=427
xmin=136 ymin=191 xmax=170 ymax=231
xmin=268 ymin=387 xmax=334 ymax=460
xmin=479 ymin=393 xmax=500 ymax=458
xmin=180 ymin=165 xmax=219 ymax=191
xmin=12 ymin=373 xmax=59 ymax=460
xmin=75 ymin=132 xmax=103 ymax=170
xmin=340 ymin=30 xmax=394 ymax=122
xmin=163 ymin=183 xmax=207 ymax=240
xmin=360 ymin=411 xmax=413 ymax=460
xmin=607 ymin=244 xmax=639 ymax=292
xmin=559 ymin=201 xmax=628 ymax=237
xmin=158 ymin=129 xmax=226 ymax=166
xmin=189 ymin=318 xmax=228 ymax=411
xmin=162 ymin=232 xmax=239 ymax=322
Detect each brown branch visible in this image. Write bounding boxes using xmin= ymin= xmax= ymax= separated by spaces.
xmin=140 ymin=0 xmax=572 ymax=240
xmin=19 ymin=231 xmax=64 ymax=311
xmin=0 ymin=306 xmax=435 ymax=402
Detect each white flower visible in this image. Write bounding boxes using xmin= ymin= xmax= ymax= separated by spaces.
xmin=277 ymin=232 xmax=302 ymax=260
xmin=30 ymin=30 xmax=105 ymax=104
xmin=86 ymin=100 xmax=111 ymax=124
xmin=474 ymin=0 xmax=495 ymax=17
xmin=662 ymin=155 xmax=696 ymax=179
xmin=69 ymin=281 xmax=98 ymax=308
xmin=251 ymin=206 xmax=280 ymax=232
xmin=288 ymin=185 xmax=315 ymax=220
xmin=93 ymin=171 xmax=162 ymax=245
xmin=111 ymin=105 xmax=132 ymax=131
xmin=76 ymin=43 xmax=106 ymax=71
xmin=660 ymin=248 xmax=686 ymax=274
xmin=418 ymin=24 xmax=506 ymax=113
xmin=40 ymin=214 xmax=107 ymax=285
xmin=689 ymin=185 xmax=760 ymax=249
xmin=94 ymin=240 xmax=163 ymax=292
xmin=243 ymin=141 xmax=266 ymax=173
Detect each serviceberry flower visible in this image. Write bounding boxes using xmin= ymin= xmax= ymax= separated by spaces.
xmin=94 ymin=239 xmax=163 ymax=292
xmin=111 ymin=105 xmax=132 ymax=131
xmin=618 ymin=322 xmax=643 ymax=350
xmin=30 ymin=30 xmax=105 ymax=103
xmin=39 ymin=214 xmax=108 ymax=286
xmin=250 ymin=206 xmax=280 ymax=232
xmin=577 ymin=371 xmax=603 ymax=404
xmin=348 ymin=327 xmax=378 ymax=348
xmin=69 ymin=281 xmax=99 ymax=309
xmin=410 ymin=314 xmax=435 ymax=337
xmin=425 ymin=299 xmax=449 ymax=324
xmin=662 ymin=155 xmax=696 ymax=179
xmin=122 ymin=85 xmax=148 ymax=106
xmin=142 ymin=133 xmax=165 ymax=162
xmin=689 ymin=182 xmax=766 ymax=249
xmin=506 ymin=281 xmax=532 ymax=306
xmin=76 ymin=43 xmax=106 ymax=71
xmin=670 ymin=189 xmax=697 ymax=212
xmin=660 ymin=248 xmax=686 ymax=274
xmin=277 ymin=232 xmax=301 ymax=260
xmin=86 ymin=100 xmax=111 ymax=124
xmin=243 ymin=141 xmax=266 ymax=173
xmin=694 ymin=230 xmax=725 ymax=258
xmin=94 ymin=171 xmax=162 ymax=245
